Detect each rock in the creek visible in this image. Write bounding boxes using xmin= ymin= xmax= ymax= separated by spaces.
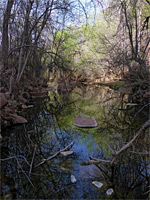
xmin=92 ymin=181 xmax=103 ymax=188
xmin=27 ymin=105 xmax=34 ymax=108
xmin=106 ymin=188 xmax=114 ymax=195
xmin=71 ymin=175 xmax=77 ymax=183
xmin=60 ymin=151 xmax=74 ymax=156
xmin=0 ymin=93 xmax=8 ymax=108
xmin=73 ymin=116 xmax=97 ymax=128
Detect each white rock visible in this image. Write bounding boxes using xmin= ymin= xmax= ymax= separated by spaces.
xmin=92 ymin=181 xmax=103 ymax=188
xmin=60 ymin=151 xmax=74 ymax=156
xmin=106 ymin=188 xmax=114 ymax=195
xmin=71 ymin=175 xmax=77 ymax=183
xmin=27 ymin=105 xmax=34 ymax=108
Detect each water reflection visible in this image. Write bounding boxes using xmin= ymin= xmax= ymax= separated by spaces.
xmin=1 ymin=85 xmax=149 ymax=199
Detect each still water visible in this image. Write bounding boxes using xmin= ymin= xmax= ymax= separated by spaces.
xmin=1 ymin=85 xmax=150 ymax=199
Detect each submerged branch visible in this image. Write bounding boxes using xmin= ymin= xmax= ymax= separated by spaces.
xmin=35 ymin=141 xmax=74 ymax=168
xmin=80 ymin=120 xmax=150 ymax=167
xmin=80 ymin=157 xmax=110 ymax=165
xmin=16 ymin=159 xmax=35 ymax=188
xmin=111 ymin=120 xmax=150 ymax=165
xmin=1 ymin=155 xmax=34 ymax=188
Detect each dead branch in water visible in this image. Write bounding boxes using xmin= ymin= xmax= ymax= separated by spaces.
xmin=80 ymin=157 xmax=110 ymax=165
xmin=35 ymin=141 xmax=74 ymax=168
xmin=111 ymin=120 xmax=150 ymax=165
xmin=81 ymin=120 xmax=150 ymax=166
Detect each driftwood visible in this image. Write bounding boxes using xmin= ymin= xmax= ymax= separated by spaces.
xmin=35 ymin=141 xmax=74 ymax=168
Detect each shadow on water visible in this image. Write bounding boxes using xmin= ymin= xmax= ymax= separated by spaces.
xmin=1 ymin=85 xmax=150 ymax=199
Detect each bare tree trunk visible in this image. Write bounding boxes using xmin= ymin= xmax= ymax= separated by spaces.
xmin=1 ymin=0 xmax=14 ymax=72
xmin=122 ymin=5 xmax=127 ymax=76
xmin=16 ymin=0 xmax=54 ymax=83
xmin=134 ymin=0 xmax=138 ymax=60
xmin=123 ymin=1 xmax=135 ymax=60
xmin=137 ymin=0 xmax=143 ymax=54
xmin=16 ymin=49 xmax=32 ymax=83
xmin=16 ymin=0 xmax=34 ymax=83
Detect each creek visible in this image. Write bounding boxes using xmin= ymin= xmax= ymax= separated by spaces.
xmin=1 ymin=84 xmax=149 ymax=199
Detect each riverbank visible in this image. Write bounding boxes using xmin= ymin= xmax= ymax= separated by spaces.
xmin=0 ymin=85 xmax=49 ymax=133
xmin=1 ymin=82 xmax=149 ymax=200
xmin=1 ymin=79 xmax=149 ymax=133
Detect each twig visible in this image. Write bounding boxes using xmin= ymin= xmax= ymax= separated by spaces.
xmin=111 ymin=120 xmax=150 ymax=165
xmin=0 ymin=155 xmax=30 ymax=166
xmin=29 ymin=146 xmax=36 ymax=177
xmin=16 ymin=159 xmax=35 ymax=188
xmin=80 ymin=157 xmax=110 ymax=165
xmin=35 ymin=141 xmax=74 ymax=168
xmin=134 ymin=103 xmax=150 ymax=119
xmin=130 ymin=151 xmax=150 ymax=155
xmin=102 ymin=142 xmax=115 ymax=154
xmin=1 ymin=155 xmax=35 ymax=187
xmin=90 ymin=156 xmax=110 ymax=163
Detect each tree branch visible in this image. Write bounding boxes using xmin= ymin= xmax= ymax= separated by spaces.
xmin=35 ymin=141 xmax=74 ymax=168
xmin=111 ymin=120 xmax=150 ymax=165
xmin=145 ymin=0 xmax=150 ymax=5
xmin=80 ymin=120 xmax=150 ymax=167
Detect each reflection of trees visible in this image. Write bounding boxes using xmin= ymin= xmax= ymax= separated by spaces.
xmin=82 ymin=89 xmax=150 ymax=199
xmin=81 ymin=142 xmax=149 ymax=199
xmin=1 ymin=87 xmax=149 ymax=199
xmin=98 ymin=153 xmax=149 ymax=199
xmin=54 ymin=86 xmax=150 ymax=199
xmin=1 ymin=96 xmax=76 ymax=199
xmin=112 ymin=155 xmax=149 ymax=199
